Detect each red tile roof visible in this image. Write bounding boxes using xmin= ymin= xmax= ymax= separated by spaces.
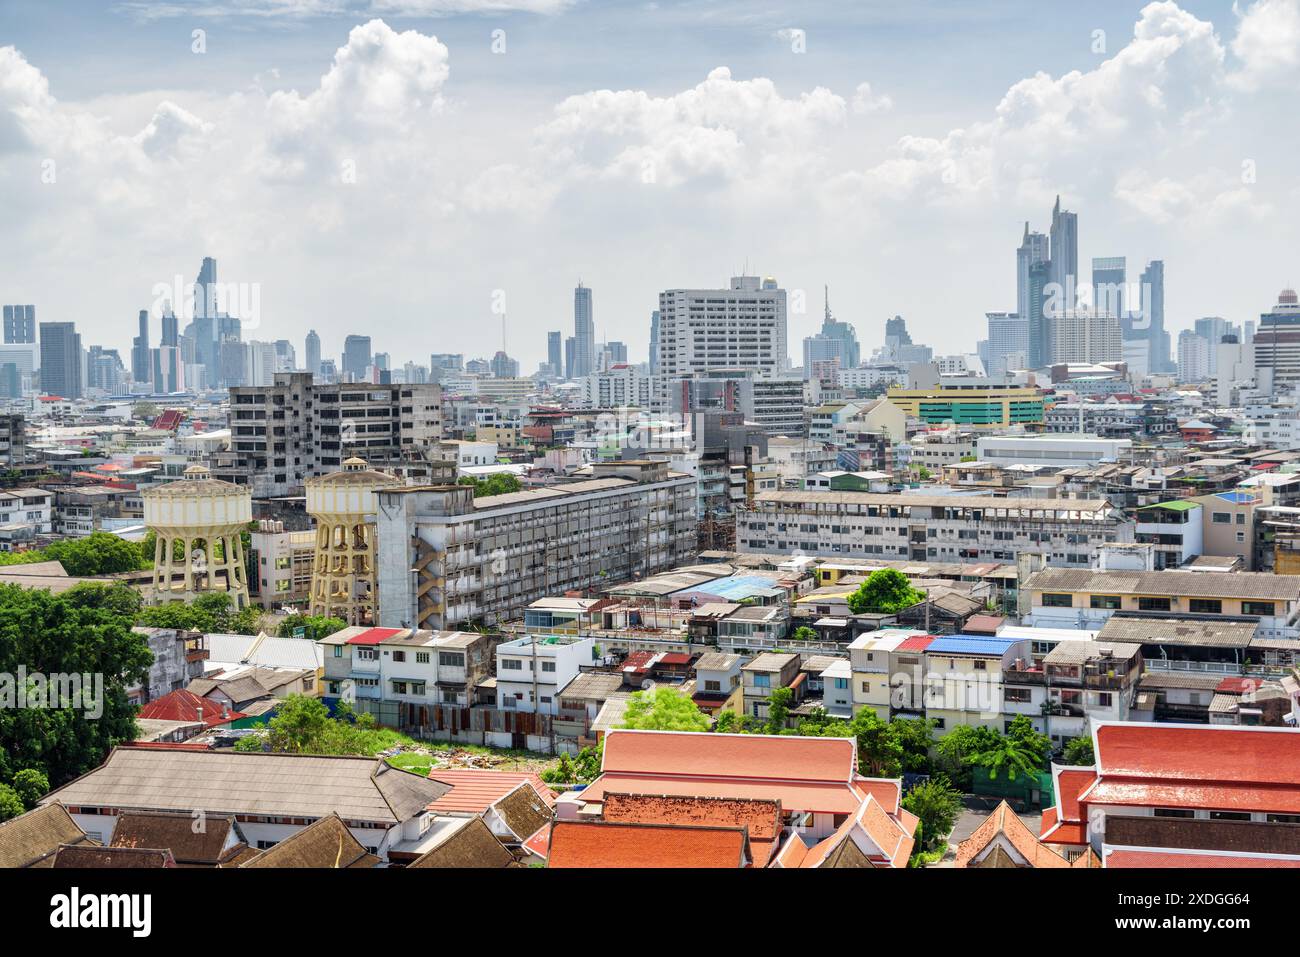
xmin=601 ymin=792 xmax=782 ymax=867
xmin=345 ymin=627 xmax=406 ymax=646
xmin=426 ymin=768 xmax=555 ymax=815
xmin=957 ymin=800 xmax=1071 ymax=868
xmin=895 ymin=635 xmax=935 ymax=652
xmin=137 ymin=689 xmax=244 ymax=728
xmin=1104 ymin=848 xmax=1300 ymax=869
xmin=1086 ymin=723 xmax=1300 ymax=815
xmin=602 ymin=729 xmax=855 ymax=783
xmin=1052 ymin=765 xmax=1097 ymax=823
xmin=1038 ymin=806 xmax=1088 ymax=846
xmin=546 ymin=820 xmax=748 ymax=868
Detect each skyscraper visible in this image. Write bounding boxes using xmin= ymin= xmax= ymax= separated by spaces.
xmin=131 ymin=309 xmax=151 ymax=384
xmin=305 ymin=330 xmax=321 ymax=377
xmin=1026 ymin=259 xmax=1053 ymax=368
xmin=1016 ymin=226 xmax=1049 ymax=322
xmin=573 ymin=283 xmax=595 ymax=379
xmin=1139 ymin=260 xmax=1169 ymax=373
xmin=1049 ymin=195 xmax=1079 ymax=308
xmin=801 ymin=286 xmax=861 ymax=378
xmin=985 ymin=312 xmax=1029 ymax=375
xmin=160 ymin=306 xmax=178 ymax=348
xmin=648 ymin=311 xmax=661 ymax=374
xmin=1092 ymin=256 xmax=1126 ymax=321
xmin=547 ymin=331 xmax=562 ymax=375
xmin=2 ymin=305 xmax=35 ymax=344
xmin=342 ymin=335 xmax=372 ymax=382
xmin=654 ymin=276 xmax=789 ymax=380
xmin=38 ymin=321 xmax=83 ymax=398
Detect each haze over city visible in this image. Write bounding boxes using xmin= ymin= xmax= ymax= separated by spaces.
xmin=3 ymin=0 xmax=1299 ymax=369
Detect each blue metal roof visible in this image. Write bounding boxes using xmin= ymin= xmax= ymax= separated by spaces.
xmin=925 ymin=635 xmax=1019 ymax=655
xmin=1216 ymin=491 xmax=1256 ymax=503
xmin=686 ymin=574 xmax=784 ymax=601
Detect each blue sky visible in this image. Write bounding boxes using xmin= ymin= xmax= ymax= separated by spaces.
xmin=2 ymin=0 xmax=1298 ymax=369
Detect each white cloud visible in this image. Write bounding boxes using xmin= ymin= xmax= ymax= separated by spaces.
xmin=851 ymin=82 xmax=892 ymax=115
xmin=1229 ymin=0 xmax=1300 ymax=90
xmin=133 ymin=101 xmax=214 ymax=158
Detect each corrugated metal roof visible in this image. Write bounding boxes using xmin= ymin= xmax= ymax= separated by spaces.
xmin=925 ymin=635 xmax=1019 ymax=655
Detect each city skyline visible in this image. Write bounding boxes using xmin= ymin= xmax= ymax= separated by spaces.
xmin=3 ymin=1 xmax=1299 ymax=371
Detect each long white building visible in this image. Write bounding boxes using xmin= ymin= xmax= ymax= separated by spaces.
xmin=654 ymin=275 xmax=788 ymax=380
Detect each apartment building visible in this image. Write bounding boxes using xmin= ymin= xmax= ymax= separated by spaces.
xmin=847 ymin=629 xmax=922 ymax=720
xmin=319 ymin=625 xmax=497 ymax=727
xmin=1134 ymin=500 xmax=1203 ymax=569
xmin=1002 ymin=639 xmax=1142 ymax=747
xmin=1024 ymin=567 xmax=1300 ymax=639
xmin=248 ymin=519 xmax=315 ymax=608
xmin=375 ymin=460 xmax=697 ymax=631
xmin=0 ymin=486 xmax=52 ymax=542
xmin=739 ymin=490 xmax=1132 ymax=565
xmin=0 ymin=413 xmax=26 ymax=468
xmin=886 ymin=379 xmax=1045 ymax=429
xmin=213 ymin=372 xmax=441 ymax=497
xmin=741 ymin=652 xmax=801 ymax=721
xmin=918 ymin=635 xmax=1030 ymax=734
xmin=494 ymin=634 xmax=595 ymax=715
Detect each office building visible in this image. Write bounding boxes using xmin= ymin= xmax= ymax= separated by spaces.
xmin=1137 ymin=260 xmax=1170 ymax=373
xmin=573 ymin=282 xmax=596 ymax=379
xmin=648 ymin=310 xmax=661 ymax=374
xmin=305 ymin=329 xmax=321 ymax=377
xmin=802 ymin=286 xmax=861 ymax=378
xmin=654 ymin=275 xmax=788 ymax=380
xmin=38 ymin=321 xmax=82 ymax=399
xmin=547 ymin=331 xmax=562 ymax=377
xmin=1177 ymin=329 xmax=1212 ymax=383
xmin=130 ymin=309 xmax=150 ymax=384
xmin=886 ymin=376 xmax=1045 ymax=428
xmin=1254 ymin=288 xmax=1300 ymax=393
xmin=1048 ymin=195 xmax=1079 ymax=306
xmin=342 ymin=335 xmax=372 ymax=382
xmin=985 ymin=312 xmax=1029 ymax=376
xmin=375 ymin=460 xmax=696 ymax=631
xmin=1016 ymin=226 xmax=1050 ymax=329
xmin=1091 ymin=256 xmax=1126 ymax=321
xmin=2 ymin=305 xmax=35 ymax=345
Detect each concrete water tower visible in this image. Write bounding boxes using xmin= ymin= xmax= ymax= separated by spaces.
xmin=306 ymin=457 xmax=401 ymax=625
xmin=142 ymin=464 xmax=253 ymax=609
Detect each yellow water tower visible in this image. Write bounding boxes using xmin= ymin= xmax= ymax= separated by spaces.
xmin=306 ymin=457 xmax=401 ymax=625
xmin=142 ymin=464 xmax=253 ymax=609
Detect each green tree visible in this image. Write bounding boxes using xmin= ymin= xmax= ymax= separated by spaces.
xmin=1063 ymin=735 xmax=1095 ymax=766
xmin=933 ymin=723 xmax=1002 ymax=790
xmin=764 ymin=687 xmax=794 ymax=734
xmin=257 ymin=695 xmax=334 ymax=753
xmin=278 ymin=614 xmax=347 ymax=641
xmin=891 ymin=717 xmax=938 ymax=774
xmin=619 ymin=687 xmax=709 ymax=732
xmin=901 ymin=775 xmax=963 ymax=855
xmin=1006 ymin=715 xmax=1052 ymax=766
xmin=974 ymin=733 xmax=1044 ymax=781
xmin=0 ymin=784 xmax=22 ymax=822
xmin=44 ymin=531 xmax=151 ymax=576
xmin=845 ymin=568 xmax=925 ymax=615
xmin=791 ymin=626 xmax=818 ymax=642
xmin=848 ymin=710 xmax=904 ymax=777
xmin=457 ymin=474 xmax=523 ymax=497
xmin=0 ymin=583 xmax=151 ymax=786
xmin=10 ymin=768 xmax=49 ymax=809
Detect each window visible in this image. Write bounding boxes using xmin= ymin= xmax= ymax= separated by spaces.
xmin=1094 ymin=692 xmax=1113 ymax=708
xmin=861 ymin=681 xmax=870 ymax=692
xmin=753 ymin=673 xmax=771 ymax=688
xmin=834 ymin=678 xmax=849 ymax=690
xmin=1212 ymin=512 xmax=1231 ymax=524
xmin=356 ymin=647 xmax=377 ymax=661
xmin=1189 ymin=598 xmax=1222 ymax=614
xmin=392 ymin=650 xmax=406 ymax=663
xmin=332 ymin=646 xmax=342 ymax=658
xmin=1138 ymin=596 xmax=1172 ymax=612
xmin=973 ymin=660 xmax=987 ymax=670
xmin=1090 ymin=594 xmax=1122 ymax=610
xmin=416 ymin=652 xmax=430 ymax=664
xmin=1209 ymin=811 xmax=1251 ymax=821
xmin=1004 ymin=687 xmax=1031 ymax=703
xmin=501 ymin=659 xmax=523 ymax=671
xmin=1243 ymin=601 xmax=1276 ymax=616
xmin=1041 ymin=593 xmax=1073 ymax=608
xmin=438 ymin=652 xmax=465 ymax=667
xmin=542 ymin=661 xmax=556 ymax=673
xmin=1154 ymin=808 xmax=1194 ymax=819
xmin=1236 ymin=513 xmax=1246 ymax=525
xmin=1267 ymin=814 xmax=1300 ymax=824
xmin=705 ymin=680 xmax=721 ymax=692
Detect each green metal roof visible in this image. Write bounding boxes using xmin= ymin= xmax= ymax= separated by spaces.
xmin=1138 ymin=500 xmax=1199 ymax=511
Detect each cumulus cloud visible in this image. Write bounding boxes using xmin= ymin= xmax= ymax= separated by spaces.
xmin=115 ymin=0 xmax=573 ymax=19
xmin=133 ymin=101 xmax=214 ymax=158
xmin=1229 ymin=0 xmax=1300 ymax=89
xmin=851 ymin=82 xmax=892 ymax=115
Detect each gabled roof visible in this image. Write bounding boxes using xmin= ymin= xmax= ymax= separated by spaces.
xmin=602 ymin=728 xmax=855 ymax=783
xmin=0 ymin=803 xmax=93 ymax=869
xmin=784 ymin=793 xmax=917 ymax=869
xmin=407 ymin=816 xmax=515 ymax=868
xmin=41 ymin=749 xmax=451 ymax=825
xmin=426 ymin=768 xmax=556 ymax=815
xmin=1083 ymin=722 xmax=1300 ymax=815
xmin=240 ymin=813 xmax=380 ymax=868
xmin=601 ymin=792 xmax=782 ymax=867
xmin=546 ymin=820 xmax=749 ymax=868
xmin=956 ymin=800 xmax=1071 ymax=868
xmin=137 ymin=689 xmax=245 ymax=728
xmin=1102 ymin=846 xmax=1300 ymax=869
xmin=52 ymin=844 xmax=175 ymax=868
xmin=110 ymin=810 xmax=245 ymax=866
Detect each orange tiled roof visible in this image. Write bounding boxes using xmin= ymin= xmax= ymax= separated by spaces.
xmin=601 ymin=792 xmax=782 ymax=867
xmin=1095 ymin=723 xmax=1300 ymax=787
xmin=1039 ymin=805 xmax=1088 ymax=846
xmin=1104 ymin=847 xmax=1300 ymax=868
xmin=546 ymin=820 xmax=748 ymax=868
xmin=955 ymin=800 xmax=1071 ymax=868
xmin=582 ymin=773 xmax=863 ymax=815
xmin=601 ymin=729 xmax=856 ymax=783
xmin=426 ymin=768 xmax=555 ymax=815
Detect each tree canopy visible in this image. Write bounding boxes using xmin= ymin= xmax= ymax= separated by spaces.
xmin=137 ymin=592 xmax=262 ymax=635
xmin=0 ymin=582 xmax=151 ymax=787
xmin=277 ymin=614 xmax=347 ymax=641
xmin=457 ymin=473 xmax=522 ymax=498
xmin=0 ymin=531 xmax=152 ymax=577
xmin=901 ymin=775 xmax=963 ymax=857
xmin=845 ymin=568 xmax=925 ymax=615
xmin=619 ymin=686 xmax=710 ymax=732
xmin=1063 ymin=735 xmax=1095 ymax=767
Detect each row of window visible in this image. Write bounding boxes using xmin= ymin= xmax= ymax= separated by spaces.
xmin=1040 ymin=593 xmax=1276 ymax=616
